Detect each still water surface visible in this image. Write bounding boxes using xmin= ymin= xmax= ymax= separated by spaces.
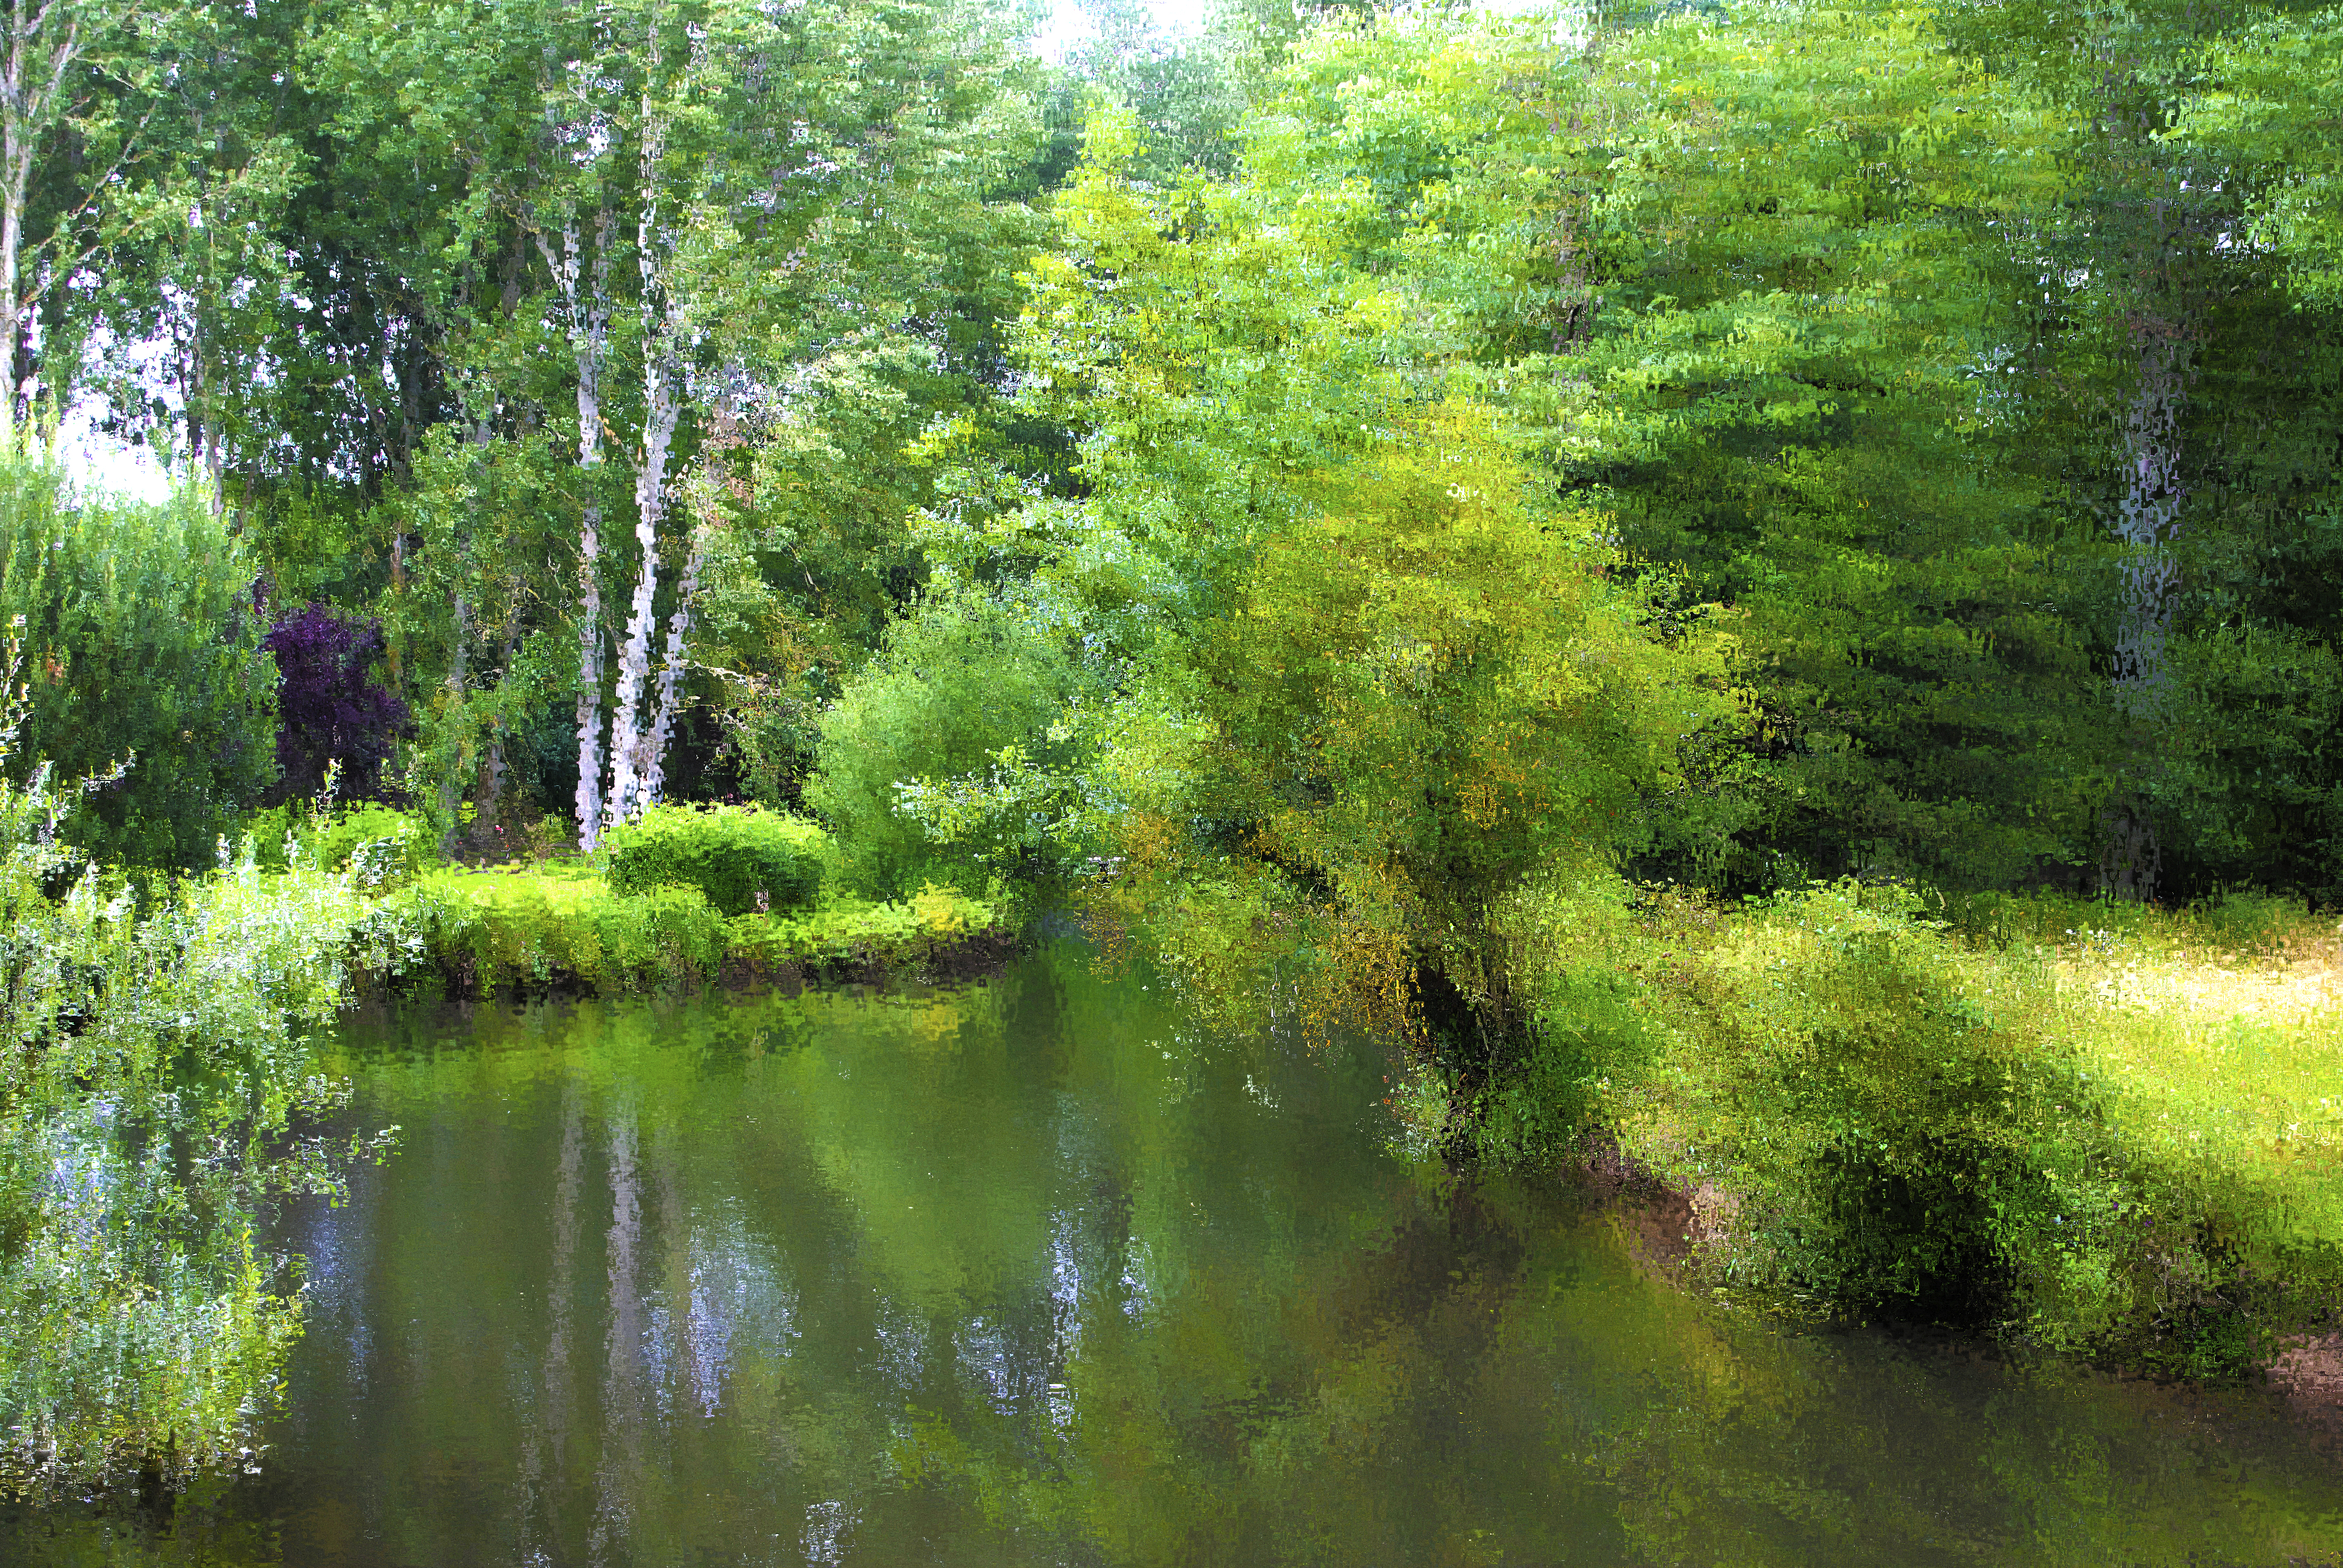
xmin=11 ymin=946 xmax=2343 ymax=1565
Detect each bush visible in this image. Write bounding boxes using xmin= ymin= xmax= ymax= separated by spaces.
xmin=390 ymin=869 xmax=733 ymax=995
xmin=381 ymin=868 xmax=1003 ymax=994
xmin=247 ymin=802 xmax=432 ymax=887
xmin=260 ymin=603 xmax=410 ymax=805
xmin=0 ymin=716 xmax=402 ymax=1495
xmin=809 ymin=589 xmax=1088 ymax=897
xmin=0 ymin=446 xmax=275 ymax=869
xmin=1591 ymin=884 xmax=2343 ymax=1374
xmin=602 ymin=804 xmax=828 ymax=915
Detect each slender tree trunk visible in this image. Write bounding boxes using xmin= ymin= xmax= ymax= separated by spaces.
xmin=2111 ymin=317 xmax=2189 ymax=720
xmin=604 ymin=325 xmax=680 ymax=825
xmin=0 ymin=146 xmax=22 ymax=423
xmin=0 ymin=4 xmax=84 ymax=423
xmin=542 ymin=207 xmax=615 ymax=851
xmin=605 ymin=97 xmax=682 ymax=825
xmin=640 ymin=523 xmax=704 ymax=807
xmin=440 ymin=594 xmax=469 ymax=857
xmin=2083 ymin=24 xmax=2207 ymax=903
xmin=473 ymin=615 xmax=519 ymax=851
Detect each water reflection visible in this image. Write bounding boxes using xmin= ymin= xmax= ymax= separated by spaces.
xmin=7 ymin=945 xmax=2343 ymax=1565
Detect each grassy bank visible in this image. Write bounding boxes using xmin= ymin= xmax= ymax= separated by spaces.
xmin=1450 ymin=884 xmax=2343 ymax=1377
xmin=376 ymin=864 xmax=1011 ymax=996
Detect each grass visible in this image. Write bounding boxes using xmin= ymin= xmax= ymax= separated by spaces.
xmin=2041 ymin=900 xmax=2343 ymax=1266
xmin=373 ymin=863 xmax=1010 ymax=996
xmin=1476 ymin=882 xmax=2343 ymax=1376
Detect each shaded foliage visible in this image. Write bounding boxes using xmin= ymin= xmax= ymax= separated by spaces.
xmin=261 ymin=603 xmax=410 ymax=806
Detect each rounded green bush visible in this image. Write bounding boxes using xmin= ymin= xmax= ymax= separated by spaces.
xmin=603 ymin=805 xmax=828 ymax=915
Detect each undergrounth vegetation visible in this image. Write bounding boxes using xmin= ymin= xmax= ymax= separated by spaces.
xmin=1452 ymin=885 xmax=2343 ymax=1377
xmin=384 ymin=864 xmax=1006 ymax=996
xmin=272 ymin=800 xmax=1015 ymax=997
xmin=10 ymin=0 xmax=2343 ymax=1515
xmin=2 ymin=785 xmax=1009 ymax=1497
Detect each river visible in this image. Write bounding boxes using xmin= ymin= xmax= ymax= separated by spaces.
xmin=8 ymin=944 xmax=2342 ymax=1564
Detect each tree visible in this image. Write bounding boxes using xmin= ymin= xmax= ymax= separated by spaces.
xmin=920 ymin=101 xmax=1742 ymax=1060
xmin=0 ymin=443 xmax=273 ymax=869
xmin=1094 ymin=414 xmax=1740 ymax=1066
xmin=302 ymin=0 xmax=1054 ymax=848
xmin=260 ymin=601 xmax=408 ymax=805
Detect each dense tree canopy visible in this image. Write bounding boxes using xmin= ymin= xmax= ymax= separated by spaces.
xmin=0 ymin=0 xmax=2332 ymax=963
xmin=1 ymin=0 xmax=2341 ymax=1498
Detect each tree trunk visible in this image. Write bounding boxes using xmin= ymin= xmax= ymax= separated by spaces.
xmin=605 ymin=126 xmax=682 ymax=826
xmin=640 ymin=522 xmax=704 ymax=808
xmin=543 ymin=207 xmax=615 ymax=852
xmin=2111 ymin=318 xmax=2189 ymax=722
xmin=603 ymin=327 xmax=677 ymax=826
xmin=0 ymin=4 xmax=85 ymax=423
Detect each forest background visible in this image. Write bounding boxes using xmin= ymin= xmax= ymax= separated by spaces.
xmin=4 ymin=0 xmax=2343 ymax=1497
xmin=7 ymin=0 xmax=2339 ymax=909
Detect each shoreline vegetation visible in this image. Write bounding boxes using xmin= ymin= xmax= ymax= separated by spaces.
xmin=1510 ymin=884 xmax=2343 ymax=1384
xmin=379 ymin=864 xmax=1014 ymax=997
xmin=288 ymin=801 xmax=2343 ymax=1387
xmin=5 ymin=782 xmax=2340 ymax=1498
xmin=4 ymin=0 xmax=2343 ymax=1518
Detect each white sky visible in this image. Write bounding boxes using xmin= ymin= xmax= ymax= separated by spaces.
xmin=1038 ymin=0 xmax=1211 ymax=60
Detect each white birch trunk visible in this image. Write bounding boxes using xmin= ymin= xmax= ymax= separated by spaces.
xmin=605 ymin=84 xmax=683 ymax=826
xmin=640 ymin=521 xmax=705 ymax=807
xmin=540 ymin=208 xmax=616 ymax=851
xmin=605 ymin=319 xmax=680 ymax=826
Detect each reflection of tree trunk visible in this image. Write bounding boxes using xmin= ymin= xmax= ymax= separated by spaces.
xmin=517 ymin=1086 xmax=586 ymax=1562
xmin=592 ymin=1102 xmax=644 ymax=1561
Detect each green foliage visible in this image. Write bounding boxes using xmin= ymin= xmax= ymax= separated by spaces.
xmin=390 ymin=869 xmax=732 ymax=996
xmin=0 ymin=447 xmax=276 ymax=871
xmin=1094 ymin=416 xmax=1743 ymax=1059
xmin=0 ymin=698 xmax=405 ymax=1494
xmin=603 ymin=803 xmax=829 ymax=915
xmin=384 ymin=866 xmax=1001 ymax=995
xmin=727 ymin=884 xmax=1007 ymax=975
xmin=1590 ymin=885 xmax=2343 ymax=1371
xmin=809 ymin=588 xmax=1092 ymax=898
xmin=247 ymin=802 xmax=434 ymax=889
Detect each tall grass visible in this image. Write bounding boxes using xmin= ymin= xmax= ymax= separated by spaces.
xmin=1466 ymin=882 xmax=2343 ymax=1374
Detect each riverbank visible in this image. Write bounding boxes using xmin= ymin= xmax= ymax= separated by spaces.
xmin=372 ymin=864 xmax=1016 ymax=996
xmin=1467 ymin=884 xmax=2343 ymax=1380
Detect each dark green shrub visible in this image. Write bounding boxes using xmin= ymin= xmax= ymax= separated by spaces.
xmin=603 ymin=805 xmax=828 ymax=915
xmin=0 ymin=449 xmax=275 ymax=871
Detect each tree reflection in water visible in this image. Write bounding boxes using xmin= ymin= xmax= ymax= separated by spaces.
xmin=7 ymin=946 xmax=2342 ymax=1566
